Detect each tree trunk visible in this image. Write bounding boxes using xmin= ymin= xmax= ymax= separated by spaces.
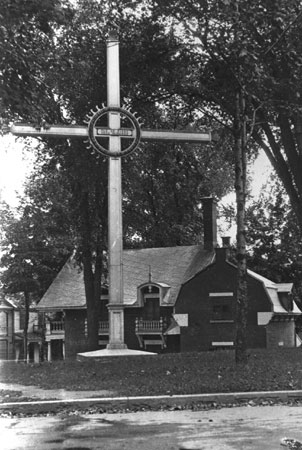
xmin=79 ymin=189 xmax=100 ymax=351
xmin=82 ymin=253 xmax=99 ymax=351
xmin=23 ymin=290 xmax=30 ymax=363
xmin=253 ymin=113 xmax=302 ymax=232
xmin=234 ymin=89 xmax=248 ymax=364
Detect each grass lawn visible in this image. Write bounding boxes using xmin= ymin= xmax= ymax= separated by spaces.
xmin=1 ymin=349 xmax=302 ymax=397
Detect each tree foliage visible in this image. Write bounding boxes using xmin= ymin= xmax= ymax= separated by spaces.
xmin=0 ymin=166 xmax=74 ymax=300
xmin=0 ymin=0 xmax=73 ymax=121
xmin=149 ymin=0 xmax=302 ymax=229
xmin=246 ymin=178 xmax=302 ymax=301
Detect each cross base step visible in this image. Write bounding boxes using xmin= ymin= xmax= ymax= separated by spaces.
xmin=77 ymin=348 xmax=157 ymax=361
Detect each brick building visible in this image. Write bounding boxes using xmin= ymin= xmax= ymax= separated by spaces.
xmin=37 ymin=199 xmax=301 ymax=357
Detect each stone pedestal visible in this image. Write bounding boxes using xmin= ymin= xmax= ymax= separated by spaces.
xmin=106 ymin=304 xmax=127 ymax=350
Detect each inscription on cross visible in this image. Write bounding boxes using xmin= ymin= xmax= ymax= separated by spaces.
xmin=3 ymin=31 xmax=213 ymax=353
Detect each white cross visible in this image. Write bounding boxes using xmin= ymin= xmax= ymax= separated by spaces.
xmin=7 ymin=31 xmax=213 ymax=350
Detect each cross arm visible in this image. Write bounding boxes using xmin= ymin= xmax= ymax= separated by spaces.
xmin=8 ymin=123 xmax=213 ymax=143
xmin=141 ymin=129 xmax=212 ymax=143
xmin=9 ymin=123 xmax=88 ymax=138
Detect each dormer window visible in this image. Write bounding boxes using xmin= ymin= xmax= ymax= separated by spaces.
xmin=137 ymin=282 xmax=171 ymax=307
xmin=277 ymin=283 xmax=294 ymax=312
xmin=278 ymin=292 xmax=293 ymax=312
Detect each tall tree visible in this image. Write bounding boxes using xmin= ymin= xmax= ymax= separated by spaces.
xmin=151 ymin=0 xmax=302 ymax=230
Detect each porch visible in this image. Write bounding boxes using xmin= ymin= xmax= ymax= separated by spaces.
xmin=45 ymin=320 xmax=65 ymax=361
xmin=135 ymin=317 xmax=168 ymax=350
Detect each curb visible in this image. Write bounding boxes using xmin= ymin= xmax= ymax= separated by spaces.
xmin=2 ymin=390 xmax=302 ymax=414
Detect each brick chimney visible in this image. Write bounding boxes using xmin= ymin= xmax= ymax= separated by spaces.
xmin=202 ymin=197 xmax=217 ymax=250
xmin=216 ymin=236 xmax=231 ymax=262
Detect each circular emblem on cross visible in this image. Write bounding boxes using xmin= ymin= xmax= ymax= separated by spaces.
xmin=87 ymin=106 xmax=141 ymax=157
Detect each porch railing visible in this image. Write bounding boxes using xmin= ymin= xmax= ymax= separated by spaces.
xmin=45 ymin=321 xmax=65 ymax=335
xmin=135 ymin=317 xmax=166 ymax=333
xmin=98 ymin=321 xmax=109 ymax=334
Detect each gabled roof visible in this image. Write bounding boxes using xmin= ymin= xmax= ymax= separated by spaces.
xmin=0 ymin=297 xmax=17 ymax=310
xmin=37 ymin=246 xmax=300 ymax=316
xmin=38 ymin=246 xmax=214 ymax=310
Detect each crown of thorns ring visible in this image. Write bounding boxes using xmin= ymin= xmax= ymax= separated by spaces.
xmin=87 ymin=106 xmax=141 ymax=157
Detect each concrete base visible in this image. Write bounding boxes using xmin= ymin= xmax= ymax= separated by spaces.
xmin=106 ymin=343 xmax=128 ymax=350
xmin=77 ymin=348 xmax=157 ymax=361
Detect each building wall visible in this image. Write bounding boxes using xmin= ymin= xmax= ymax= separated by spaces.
xmin=175 ymin=256 xmax=270 ymax=352
xmin=65 ymin=310 xmax=89 ymax=357
xmin=266 ymin=319 xmax=296 ymax=348
xmin=125 ymin=308 xmax=140 ymax=350
xmin=0 ymin=309 xmax=14 ymax=359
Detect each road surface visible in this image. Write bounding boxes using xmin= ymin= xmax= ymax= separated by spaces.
xmin=1 ymin=404 xmax=302 ymax=449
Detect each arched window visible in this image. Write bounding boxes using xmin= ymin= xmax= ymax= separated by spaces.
xmin=137 ymin=282 xmax=171 ymax=313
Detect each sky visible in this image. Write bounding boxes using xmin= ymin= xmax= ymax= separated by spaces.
xmin=0 ymin=136 xmax=35 ymax=207
xmin=217 ymin=149 xmax=273 ymax=241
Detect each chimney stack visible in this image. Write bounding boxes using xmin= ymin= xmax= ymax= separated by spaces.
xmin=215 ymin=236 xmax=231 ymax=262
xmin=202 ymin=197 xmax=217 ymax=251
xmin=222 ymin=236 xmax=231 ymax=247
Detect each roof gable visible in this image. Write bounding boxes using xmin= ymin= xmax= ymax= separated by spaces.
xmin=247 ymin=269 xmax=300 ymax=315
xmin=38 ymin=259 xmax=86 ymax=310
xmin=0 ymin=298 xmax=16 ymax=310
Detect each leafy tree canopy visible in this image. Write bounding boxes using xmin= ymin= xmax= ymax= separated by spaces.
xmin=246 ymin=177 xmax=302 ymax=300
xmin=137 ymin=0 xmax=302 ymax=230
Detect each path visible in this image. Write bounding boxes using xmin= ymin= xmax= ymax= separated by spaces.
xmin=0 ymin=382 xmax=116 ymax=401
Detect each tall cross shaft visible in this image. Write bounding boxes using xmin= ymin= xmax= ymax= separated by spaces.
xmin=6 ymin=32 xmax=213 ymax=351
xmin=106 ymin=31 xmax=126 ymax=349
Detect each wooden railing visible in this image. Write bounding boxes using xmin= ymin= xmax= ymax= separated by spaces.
xmin=135 ymin=317 xmax=166 ymax=333
xmin=45 ymin=320 xmax=110 ymax=337
xmin=51 ymin=321 xmax=64 ymax=331
xmin=45 ymin=321 xmax=65 ymax=335
xmin=98 ymin=321 xmax=109 ymax=334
